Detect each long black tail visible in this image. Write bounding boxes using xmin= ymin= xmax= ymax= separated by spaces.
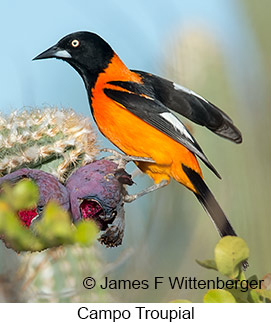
xmin=182 ymin=165 xmax=249 ymax=269
xmin=182 ymin=164 xmax=237 ymax=237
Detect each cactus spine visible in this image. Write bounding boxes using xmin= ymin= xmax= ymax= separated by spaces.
xmin=0 ymin=108 xmax=99 ymax=182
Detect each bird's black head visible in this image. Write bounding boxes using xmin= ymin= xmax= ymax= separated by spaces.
xmin=33 ymin=31 xmax=114 ymax=89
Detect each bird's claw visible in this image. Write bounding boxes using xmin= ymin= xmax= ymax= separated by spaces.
xmin=101 ymin=148 xmax=155 ymax=168
xmin=123 ymin=179 xmax=169 ymax=203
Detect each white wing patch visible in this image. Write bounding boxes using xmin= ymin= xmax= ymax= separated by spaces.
xmin=173 ymin=82 xmax=208 ymax=103
xmin=160 ymin=112 xmax=194 ymax=142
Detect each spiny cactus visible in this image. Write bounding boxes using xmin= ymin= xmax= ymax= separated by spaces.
xmin=0 ymin=107 xmax=113 ymax=303
xmin=3 ymin=245 xmax=112 ymax=302
xmin=0 ymin=107 xmax=137 ymax=249
xmin=0 ymin=108 xmax=99 ymax=182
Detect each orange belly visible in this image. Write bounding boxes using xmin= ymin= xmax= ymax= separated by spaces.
xmin=91 ymin=54 xmax=202 ymax=192
xmin=92 ymin=94 xmax=202 ymax=192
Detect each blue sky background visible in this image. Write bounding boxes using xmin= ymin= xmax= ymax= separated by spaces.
xmin=0 ymin=0 xmax=263 ymax=116
xmin=1 ymin=1 xmax=270 ymax=302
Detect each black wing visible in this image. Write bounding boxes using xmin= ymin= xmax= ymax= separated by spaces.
xmin=132 ymin=70 xmax=242 ymax=144
xmin=104 ymin=85 xmax=221 ymax=178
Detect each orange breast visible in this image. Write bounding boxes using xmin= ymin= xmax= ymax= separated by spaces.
xmin=91 ymin=54 xmax=202 ymax=192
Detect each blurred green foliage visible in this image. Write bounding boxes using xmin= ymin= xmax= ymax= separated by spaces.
xmin=203 ymin=289 xmax=236 ymax=303
xmin=0 ymin=179 xmax=110 ymax=303
xmin=0 ymin=179 xmax=98 ymax=252
xmin=7 ymin=179 xmax=39 ymax=210
xmin=214 ymin=237 xmax=249 ymax=278
xmin=173 ymin=237 xmax=271 ymax=303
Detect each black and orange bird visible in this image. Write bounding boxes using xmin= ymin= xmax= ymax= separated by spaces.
xmin=33 ymin=31 xmax=243 ymax=240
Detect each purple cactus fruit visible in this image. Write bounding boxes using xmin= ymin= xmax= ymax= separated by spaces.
xmin=0 ymin=168 xmax=70 ymax=228
xmin=65 ymin=159 xmax=133 ymax=247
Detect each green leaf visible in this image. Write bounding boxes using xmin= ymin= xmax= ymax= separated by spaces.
xmin=204 ymin=289 xmax=236 ymax=303
xmin=255 ymin=274 xmax=271 ymax=302
xmin=196 ymin=259 xmax=218 ymax=271
xmin=34 ymin=201 xmax=73 ymax=246
xmin=255 ymin=289 xmax=271 ymax=301
xmin=248 ymin=274 xmax=259 ymax=282
xmin=12 ymin=179 xmax=39 ymax=210
xmin=0 ymin=182 xmax=98 ymax=252
xmin=215 ymin=236 xmax=249 ymax=278
xmin=0 ymin=200 xmax=43 ymax=251
xmin=224 ymin=285 xmax=250 ymax=303
xmin=248 ymin=290 xmax=262 ymax=303
xmin=74 ymin=221 xmax=98 ymax=245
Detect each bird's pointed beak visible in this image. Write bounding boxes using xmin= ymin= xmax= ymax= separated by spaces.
xmin=33 ymin=44 xmax=72 ymax=61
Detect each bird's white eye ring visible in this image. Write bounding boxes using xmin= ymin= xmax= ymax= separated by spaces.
xmin=71 ymin=39 xmax=80 ymax=48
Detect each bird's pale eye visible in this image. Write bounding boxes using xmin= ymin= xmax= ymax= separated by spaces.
xmin=71 ymin=39 xmax=80 ymax=48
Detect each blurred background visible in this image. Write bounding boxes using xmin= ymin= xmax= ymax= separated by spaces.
xmin=0 ymin=0 xmax=270 ymax=302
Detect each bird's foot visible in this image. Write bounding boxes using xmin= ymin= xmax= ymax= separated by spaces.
xmin=123 ymin=179 xmax=169 ymax=203
xmin=101 ymin=148 xmax=155 ymax=169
